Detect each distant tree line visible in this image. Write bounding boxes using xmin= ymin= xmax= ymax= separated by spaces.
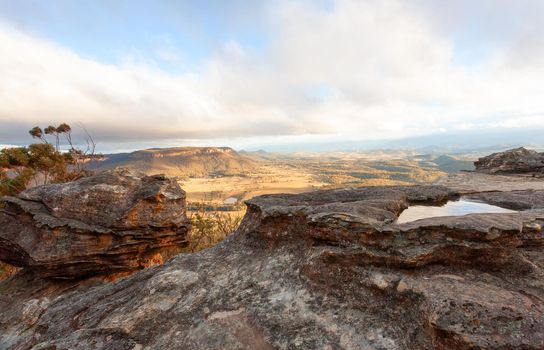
xmin=0 ymin=123 xmax=101 ymax=196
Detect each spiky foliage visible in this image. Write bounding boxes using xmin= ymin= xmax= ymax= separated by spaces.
xmin=0 ymin=123 xmax=99 ymax=196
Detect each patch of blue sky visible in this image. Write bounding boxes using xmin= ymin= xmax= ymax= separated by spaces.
xmin=315 ymin=0 xmax=335 ymax=13
xmin=450 ymin=32 xmax=497 ymax=71
xmin=305 ymin=84 xmax=333 ymax=102
xmin=0 ymin=0 xmax=270 ymax=73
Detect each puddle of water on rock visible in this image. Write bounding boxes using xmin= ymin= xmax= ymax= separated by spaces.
xmin=396 ymin=199 xmax=517 ymax=224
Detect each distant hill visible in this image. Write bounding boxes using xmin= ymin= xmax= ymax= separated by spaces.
xmin=91 ymin=147 xmax=258 ymax=178
xmin=430 ymin=155 xmax=474 ymax=173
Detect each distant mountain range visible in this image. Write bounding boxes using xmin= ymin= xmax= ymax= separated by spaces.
xmin=244 ymin=128 xmax=544 ymax=153
xmin=91 ymin=147 xmax=257 ymax=178
xmin=91 ymin=145 xmax=478 ymax=181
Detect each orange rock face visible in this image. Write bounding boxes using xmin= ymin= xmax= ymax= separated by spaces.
xmin=0 ymin=169 xmax=190 ymax=278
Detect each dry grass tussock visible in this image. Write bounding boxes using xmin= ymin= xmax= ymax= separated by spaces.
xmin=181 ymin=201 xmax=244 ymax=253
xmin=0 ymin=262 xmax=19 ymax=281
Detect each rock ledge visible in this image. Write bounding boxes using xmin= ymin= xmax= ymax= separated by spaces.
xmin=474 ymin=147 xmax=544 ymax=175
xmin=1 ymin=184 xmax=543 ymax=349
xmin=0 ymin=169 xmax=190 ymax=278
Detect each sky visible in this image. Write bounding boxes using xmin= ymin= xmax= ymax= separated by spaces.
xmin=0 ymin=0 xmax=544 ymax=152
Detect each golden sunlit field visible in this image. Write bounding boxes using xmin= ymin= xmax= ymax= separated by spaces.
xmin=175 ymin=152 xmax=456 ymax=253
xmin=92 ymin=147 xmax=475 ymax=213
xmin=180 ymin=154 xmax=453 ymax=207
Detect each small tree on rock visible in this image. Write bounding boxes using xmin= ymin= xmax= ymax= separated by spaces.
xmin=1 ymin=123 xmax=101 ymax=195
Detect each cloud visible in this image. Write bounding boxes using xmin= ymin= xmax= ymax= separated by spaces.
xmin=1 ymin=0 xmax=544 ymax=149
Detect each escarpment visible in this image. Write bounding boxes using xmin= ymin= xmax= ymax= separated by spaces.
xmin=0 ymin=169 xmax=543 ymax=349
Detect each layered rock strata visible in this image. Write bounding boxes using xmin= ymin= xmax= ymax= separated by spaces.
xmin=0 ymin=169 xmax=190 ymax=279
xmin=1 ymin=185 xmax=543 ymax=349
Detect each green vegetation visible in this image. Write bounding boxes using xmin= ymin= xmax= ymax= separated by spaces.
xmin=431 ymin=155 xmax=475 ymax=173
xmin=0 ymin=124 xmax=99 ymax=196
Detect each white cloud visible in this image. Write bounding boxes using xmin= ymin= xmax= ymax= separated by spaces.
xmin=0 ymin=144 xmax=17 ymax=150
xmin=1 ymin=0 xmax=544 ymax=149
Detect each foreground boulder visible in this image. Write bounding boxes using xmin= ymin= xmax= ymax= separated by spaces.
xmin=474 ymin=147 xmax=544 ymax=175
xmin=1 ymin=184 xmax=543 ymax=349
xmin=0 ymin=169 xmax=190 ymax=278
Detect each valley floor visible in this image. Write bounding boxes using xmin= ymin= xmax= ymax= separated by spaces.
xmin=182 ymin=157 xmax=449 ymax=206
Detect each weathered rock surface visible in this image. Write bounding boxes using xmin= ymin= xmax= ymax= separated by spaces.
xmin=435 ymin=171 xmax=544 ymax=193
xmin=1 ymin=184 xmax=543 ymax=349
xmin=0 ymin=169 xmax=190 ymax=279
xmin=474 ymin=147 xmax=544 ymax=175
xmin=467 ymin=189 xmax=544 ymax=210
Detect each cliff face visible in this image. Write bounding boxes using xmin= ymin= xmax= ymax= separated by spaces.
xmin=1 ymin=181 xmax=543 ymax=349
xmin=0 ymin=169 xmax=190 ymax=279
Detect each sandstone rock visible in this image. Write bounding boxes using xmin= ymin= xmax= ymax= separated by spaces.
xmin=466 ymin=189 xmax=544 ymax=210
xmin=0 ymin=169 xmax=190 ymax=278
xmin=474 ymin=147 xmax=544 ymax=175
xmin=1 ymin=185 xmax=543 ymax=349
xmin=435 ymin=171 xmax=544 ymax=194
